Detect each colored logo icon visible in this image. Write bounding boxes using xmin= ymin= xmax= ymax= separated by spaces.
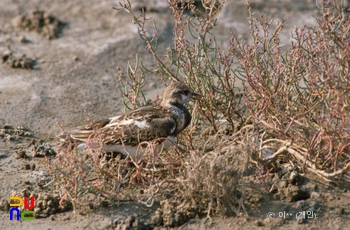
xmin=9 ymin=196 xmax=35 ymax=221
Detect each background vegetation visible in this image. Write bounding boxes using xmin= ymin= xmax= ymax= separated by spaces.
xmin=51 ymin=0 xmax=350 ymax=222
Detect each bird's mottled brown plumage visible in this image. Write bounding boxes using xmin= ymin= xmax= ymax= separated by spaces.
xmin=66 ymin=81 xmax=201 ymax=157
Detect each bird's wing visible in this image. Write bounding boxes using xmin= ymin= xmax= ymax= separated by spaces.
xmin=70 ymin=106 xmax=176 ymax=146
xmin=77 ymin=118 xmax=111 ymax=130
xmin=69 ymin=118 xmax=111 ymax=142
xmin=101 ymin=107 xmax=176 ymax=146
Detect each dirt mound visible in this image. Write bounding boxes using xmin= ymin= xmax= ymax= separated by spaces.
xmin=2 ymin=50 xmax=36 ymax=69
xmin=12 ymin=10 xmax=65 ymax=39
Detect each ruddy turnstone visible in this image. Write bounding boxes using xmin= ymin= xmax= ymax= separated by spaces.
xmin=64 ymin=81 xmax=201 ymax=159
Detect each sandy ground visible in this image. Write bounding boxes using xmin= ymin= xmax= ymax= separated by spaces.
xmin=1 ymin=0 xmax=350 ymax=229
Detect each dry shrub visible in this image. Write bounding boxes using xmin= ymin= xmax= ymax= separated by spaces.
xmin=116 ymin=0 xmax=350 ymax=186
xmin=238 ymin=0 xmax=350 ymax=181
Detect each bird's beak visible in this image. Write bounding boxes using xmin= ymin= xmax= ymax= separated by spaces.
xmin=191 ymin=92 xmax=203 ymax=100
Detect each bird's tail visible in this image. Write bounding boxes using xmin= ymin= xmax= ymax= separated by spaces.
xmin=69 ymin=129 xmax=95 ymax=142
xmin=57 ymin=129 xmax=94 ymax=144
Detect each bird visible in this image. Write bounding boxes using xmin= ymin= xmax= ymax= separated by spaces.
xmin=63 ymin=81 xmax=202 ymax=159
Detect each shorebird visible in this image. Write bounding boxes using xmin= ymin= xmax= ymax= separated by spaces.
xmin=64 ymin=81 xmax=201 ymax=159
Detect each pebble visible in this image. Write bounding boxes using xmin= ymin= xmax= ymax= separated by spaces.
xmin=125 ymin=215 xmax=135 ymax=226
xmin=310 ymin=191 xmax=320 ymax=199
xmin=295 ymin=200 xmax=306 ymax=209
xmin=150 ymin=208 xmax=163 ymax=226
xmin=263 ymin=217 xmax=271 ymax=226
xmin=309 ymin=201 xmax=319 ymax=209
xmin=19 ymin=35 xmax=28 ymax=43
xmin=255 ymin=220 xmax=264 ymax=226
xmin=296 ymin=215 xmax=305 ymax=224
xmin=290 ymin=171 xmax=304 ymax=185
xmin=72 ymin=55 xmax=79 ymax=61
xmin=337 ymin=208 xmax=345 ymax=215
xmin=149 ymin=82 xmax=157 ymax=89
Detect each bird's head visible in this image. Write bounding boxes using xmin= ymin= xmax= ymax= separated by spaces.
xmin=161 ymin=81 xmax=202 ymax=107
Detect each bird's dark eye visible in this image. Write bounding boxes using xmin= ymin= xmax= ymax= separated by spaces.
xmin=183 ymin=89 xmax=189 ymax=95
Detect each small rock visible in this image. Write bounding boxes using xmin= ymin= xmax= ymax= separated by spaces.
xmin=150 ymin=209 xmax=163 ymax=226
xmin=72 ymin=55 xmax=79 ymax=61
xmin=132 ymin=219 xmax=150 ymax=229
xmin=295 ymin=200 xmax=306 ymax=209
xmin=100 ymin=200 xmax=109 ymax=207
xmin=184 ymin=202 xmax=198 ymax=219
xmin=3 ymin=52 xmax=36 ymax=69
xmin=111 ymin=217 xmax=123 ymax=228
xmin=24 ymin=163 xmax=31 ymax=170
xmin=310 ymin=191 xmax=320 ymax=199
xmin=296 ymin=215 xmax=305 ymax=224
xmin=132 ymin=0 xmax=169 ymax=12
xmin=0 ymin=199 xmax=10 ymax=211
xmin=149 ymin=82 xmax=157 ymax=89
xmin=174 ymin=211 xmax=187 ymax=227
xmin=277 ymin=180 xmax=288 ymax=188
xmin=263 ymin=217 xmax=271 ymax=226
xmin=255 ymin=220 xmax=264 ymax=226
xmin=19 ymin=35 xmax=29 ymax=43
xmin=283 ymin=163 xmax=294 ymax=172
xmin=43 ymin=194 xmax=49 ymax=201
xmin=125 ymin=215 xmax=135 ymax=227
xmin=326 ymin=194 xmax=335 ymax=201
xmin=288 ymin=187 xmax=310 ymax=202
xmin=34 ymin=207 xmax=42 ymax=214
xmin=16 ymin=150 xmax=28 ymax=159
xmin=309 ymin=201 xmax=319 ymax=209
xmin=2 ymin=50 xmax=12 ymax=63
xmin=248 ymin=196 xmax=261 ymax=204
xmin=2 ymin=124 xmax=13 ymax=129
xmin=21 ymin=189 xmax=30 ymax=197
xmin=47 ymin=200 xmax=52 ymax=207
xmin=38 ymin=213 xmax=49 ymax=218
xmin=290 ymin=171 xmax=304 ymax=185
xmin=32 ymin=144 xmax=56 ymax=157
xmin=337 ymin=207 xmax=345 ymax=215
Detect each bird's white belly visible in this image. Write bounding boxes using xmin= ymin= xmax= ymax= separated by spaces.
xmin=77 ymin=136 xmax=176 ymax=159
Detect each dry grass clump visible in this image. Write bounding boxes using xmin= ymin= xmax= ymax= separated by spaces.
xmin=50 ymin=126 xmax=173 ymax=211
xmin=176 ymin=139 xmax=248 ymax=217
xmin=50 ymin=0 xmax=350 ymax=220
